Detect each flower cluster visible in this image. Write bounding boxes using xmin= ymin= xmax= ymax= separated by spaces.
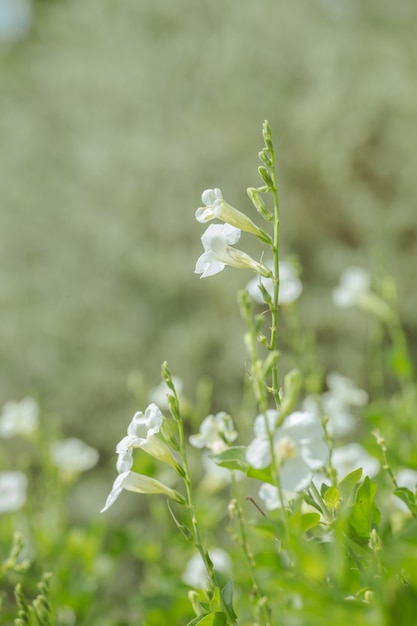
xmin=194 ymin=189 xmax=272 ymax=279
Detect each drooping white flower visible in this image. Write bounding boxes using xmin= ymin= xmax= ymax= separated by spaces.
xmin=196 ymin=188 xmax=267 ymax=240
xmin=246 ymin=411 xmax=328 ymax=491
xmin=182 ymin=548 xmax=232 ymax=588
xmin=246 ymin=261 xmax=302 ymax=305
xmin=195 ymin=223 xmax=271 ymax=279
xmin=101 ymin=404 xmax=185 ymax=513
xmin=117 ymin=403 xmax=180 ymax=472
xmin=332 ymin=267 xmax=371 ymax=308
xmin=189 ymin=411 xmax=237 ymax=453
xmin=0 ymin=397 xmax=39 ymax=439
xmin=0 ymin=471 xmax=27 ymax=514
xmin=331 ymin=443 xmax=380 ymax=481
xmin=51 ymin=438 xmax=99 ymax=474
xmin=100 ymin=470 xmax=184 ymax=513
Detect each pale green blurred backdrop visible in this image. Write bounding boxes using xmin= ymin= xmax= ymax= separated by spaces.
xmin=1 ymin=0 xmax=416 ymax=455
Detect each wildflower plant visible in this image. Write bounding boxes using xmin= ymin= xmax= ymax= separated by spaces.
xmin=100 ymin=122 xmax=417 ymax=625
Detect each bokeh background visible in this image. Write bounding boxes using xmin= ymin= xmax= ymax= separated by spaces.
xmin=1 ymin=0 xmax=417 ymax=491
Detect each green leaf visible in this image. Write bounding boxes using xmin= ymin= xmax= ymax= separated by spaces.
xmin=246 ymin=465 xmax=274 ymax=485
xmin=220 ymin=578 xmax=237 ymax=622
xmin=187 ymin=612 xmax=227 ymax=626
xmin=349 ymin=476 xmax=381 ymax=540
xmin=209 ymin=447 xmax=248 ymax=472
xmin=323 ymin=486 xmax=342 ymax=511
xmin=300 ymin=512 xmax=321 ymax=532
xmin=393 ymin=487 xmax=417 ymax=515
xmin=338 ymin=468 xmax=363 ymax=503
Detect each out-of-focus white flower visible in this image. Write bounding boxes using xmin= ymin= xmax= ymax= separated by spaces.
xmin=332 ymin=443 xmax=380 ymax=481
xmin=51 ymin=438 xmax=99 ymax=474
xmin=332 ymin=267 xmax=371 ymax=308
xmin=0 ymin=471 xmax=27 ymax=514
xmin=100 ymin=470 xmax=184 ymax=513
xmin=0 ymin=397 xmax=39 ymax=438
xmin=148 ymin=377 xmax=183 ymax=408
xmin=246 ymin=411 xmax=328 ymax=491
xmin=396 ymin=469 xmax=417 ymax=492
xmin=0 ymin=0 xmax=32 ymax=42
xmin=303 ymin=372 xmax=368 ymax=438
xmin=189 ymin=412 xmax=237 ymax=453
xmin=196 ymin=188 xmax=267 ymax=240
xmin=259 ymin=483 xmax=296 ymax=510
xmin=116 ymin=403 xmax=180 ymax=472
xmin=195 ymin=223 xmax=271 ymax=279
xmin=246 ymin=261 xmax=302 ymax=305
xmin=182 ymin=548 xmax=232 ymax=588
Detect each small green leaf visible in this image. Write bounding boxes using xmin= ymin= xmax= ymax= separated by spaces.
xmin=209 ymin=446 xmax=248 ymax=472
xmin=246 ymin=465 xmax=274 ymax=485
xmin=220 ymin=578 xmax=237 ymax=622
xmin=393 ymin=487 xmax=417 ymax=515
xmin=338 ymin=468 xmax=363 ymax=503
xmin=187 ymin=612 xmax=227 ymax=626
xmin=300 ymin=512 xmax=321 ymax=532
xmin=324 ymin=486 xmax=342 ymax=510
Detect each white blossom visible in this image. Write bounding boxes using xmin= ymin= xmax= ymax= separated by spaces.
xmin=100 ymin=470 xmax=184 ymax=513
xmin=303 ymin=372 xmax=368 ymax=438
xmin=196 ymin=188 xmax=266 ymax=239
xmin=195 ymin=223 xmax=271 ymax=279
xmin=116 ymin=403 xmax=180 ymax=472
xmin=332 ymin=267 xmax=371 ymax=308
xmin=331 ymin=443 xmax=380 ymax=481
xmin=0 ymin=397 xmax=39 ymax=438
xmin=0 ymin=471 xmax=27 ymax=514
xmin=189 ymin=412 xmax=237 ymax=453
xmin=246 ymin=411 xmax=328 ymax=491
xmin=51 ymin=438 xmax=99 ymax=474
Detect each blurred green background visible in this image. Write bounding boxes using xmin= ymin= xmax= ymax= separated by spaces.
xmin=1 ymin=0 xmax=417 ymax=460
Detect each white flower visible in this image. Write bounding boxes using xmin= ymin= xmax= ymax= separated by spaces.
xmin=0 ymin=471 xmax=27 ymax=514
xmin=100 ymin=470 xmax=184 ymax=513
xmin=396 ymin=468 xmax=417 ymax=492
xmin=303 ymin=372 xmax=368 ymax=438
xmin=182 ymin=548 xmax=232 ymax=588
xmin=101 ymin=404 xmax=185 ymax=513
xmin=246 ymin=261 xmax=302 ymax=305
xmin=0 ymin=0 xmax=32 ymax=42
xmin=246 ymin=411 xmax=328 ymax=491
xmin=51 ymin=438 xmax=99 ymax=473
xmin=258 ymin=483 xmax=296 ymax=510
xmin=116 ymin=403 xmax=180 ymax=472
xmin=331 ymin=443 xmax=380 ymax=481
xmin=189 ymin=412 xmax=237 ymax=453
xmin=0 ymin=397 xmax=39 ymax=439
xmin=332 ymin=267 xmax=371 ymax=308
xmin=148 ymin=377 xmax=183 ymax=409
xmin=195 ymin=223 xmax=271 ymax=279
xmin=196 ymin=188 xmax=267 ymax=239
